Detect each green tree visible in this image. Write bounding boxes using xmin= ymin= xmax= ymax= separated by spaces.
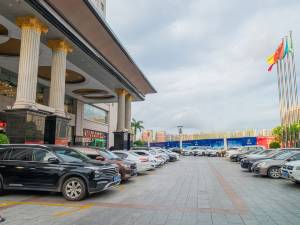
xmin=133 ymin=140 xmax=146 ymax=147
xmin=269 ymin=141 xmax=280 ymax=149
xmin=272 ymin=125 xmax=283 ymax=143
xmin=131 ymin=118 xmax=144 ymax=141
xmin=0 ymin=133 xmax=9 ymax=144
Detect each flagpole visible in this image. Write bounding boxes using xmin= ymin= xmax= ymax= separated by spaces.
xmin=285 ymin=35 xmax=296 ymax=146
xmin=276 ymin=62 xmax=284 ymax=126
xmin=289 ymin=30 xmax=299 ymax=146
xmin=279 ymin=57 xmax=288 ymax=147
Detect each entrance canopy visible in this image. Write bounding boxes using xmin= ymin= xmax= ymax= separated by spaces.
xmin=0 ymin=0 xmax=156 ymax=104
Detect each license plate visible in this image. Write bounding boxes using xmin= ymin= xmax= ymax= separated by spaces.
xmin=282 ymin=170 xmax=289 ymax=178
xmin=113 ymin=175 xmax=121 ymax=182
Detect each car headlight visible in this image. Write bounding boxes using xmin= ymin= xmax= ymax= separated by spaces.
xmin=85 ymin=166 xmax=100 ymax=170
xmin=295 ymin=166 xmax=300 ymax=170
xmin=121 ymin=163 xmax=131 ymax=169
xmin=84 ymin=167 xmax=102 ymax=178
xmin=258 ymin=162 xmax=267 ymax=167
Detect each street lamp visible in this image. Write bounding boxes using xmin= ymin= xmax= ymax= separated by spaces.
xmin=177 ymin=125 xmax=183 ymax=149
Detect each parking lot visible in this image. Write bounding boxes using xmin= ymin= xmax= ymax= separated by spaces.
xmin=0 ymin=157 xmax=300 ymax=225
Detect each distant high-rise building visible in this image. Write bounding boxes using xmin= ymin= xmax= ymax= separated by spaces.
xmin=141 ymin=130 xmax=153 ymax=143
xmin=155 ymin=131 xmax=166 ymax=142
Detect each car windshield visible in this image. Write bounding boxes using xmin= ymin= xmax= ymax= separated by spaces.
xmin=128 ymin=152 xmax=140 ymax=157
xmin=266 ymin=151 xmax=278 ymax=157
xmin=52 ymin=147 xmax=90 ymax=163
xmin=149 ymin=150 xmax=157 ymax=155
xmin=99 ymin=150 xmax=120 ymax=160
xmin=258 ymin=150 xmax=272 ymax=155
xmin=274 ymin=152 xmax=295 ymax=160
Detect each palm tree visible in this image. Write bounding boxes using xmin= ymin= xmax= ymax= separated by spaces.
xmin=131 ymin=118 xmax=144 ymax=141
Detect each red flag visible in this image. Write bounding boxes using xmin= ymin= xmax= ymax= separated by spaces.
xmin=274 ymin=41 xmax=284 ymax=63
xmin=268 ymin=64 xmax=274 ymax=72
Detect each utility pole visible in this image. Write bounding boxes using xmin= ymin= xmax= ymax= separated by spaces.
xmin=177 ymin=125 xmax=183 ymax=149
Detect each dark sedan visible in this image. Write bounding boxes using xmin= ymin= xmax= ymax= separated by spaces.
xmin=0 ymin=145 xmax=121 ymax=201
xmin=241 ymin=149 xmax=298 ymax=172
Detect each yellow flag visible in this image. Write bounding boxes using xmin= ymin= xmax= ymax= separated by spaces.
xmin=267 ymin=54 xmax=274 ymax=65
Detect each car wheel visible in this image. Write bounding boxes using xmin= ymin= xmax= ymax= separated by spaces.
xmin=267 ymin=167 xmax=281 ymax=179
xmin=62 ymin=177 xmax=87 ymax=201
xmin=0 ymin=179 xmax=4 ymax=195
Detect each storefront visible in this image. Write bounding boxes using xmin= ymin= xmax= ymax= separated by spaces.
xmin=83 ymin=129 xmax=108 ymax=148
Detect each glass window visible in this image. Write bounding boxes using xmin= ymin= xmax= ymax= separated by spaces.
xmin=84 ymin=104 xmax=108 ymax=124
xmin=33 ymin=149 xmax=57 ymax=162
xmin=0 ymin=148 xmax=9 ymax=160
xmin=64 ymin=96 xmax=75 ymax=114
xmin=10 ymin=148 xmax=33 ymax=161
xmin=114 ymin=152 xmax=127 ymax=159
xmin=128 ymin=152 xmax=140 ymax=157
xmin=275 ymin=152 xmax=295 ymax=160
xmin=99 ymin=150 xmax=120 ymax=160
xmin=290 ymin=153 xmax=300 ymax=161
xmin=135 ymin=151 xmax=146 ymax=156
xmin=52 ymin=147 xmax=90 ymax=163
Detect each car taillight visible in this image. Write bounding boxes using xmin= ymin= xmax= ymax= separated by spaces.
xmin=140 ymin=157 xmax=149 ymax=162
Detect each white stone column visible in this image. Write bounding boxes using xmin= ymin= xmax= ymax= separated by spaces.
xmin=13 ymin=16 xmax=48 ymax=109
xmin=48 ymin=40 xmax=73 ymax=117
xmin=125 ymin=94 xmax=132 ymax=132
xmin=116 ymin=89 xmax=126 ymax=132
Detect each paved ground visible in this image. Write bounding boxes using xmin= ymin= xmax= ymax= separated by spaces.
xmin=0 ymin=157 xmax=300 ymax=225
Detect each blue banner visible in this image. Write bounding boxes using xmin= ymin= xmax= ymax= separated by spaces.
xmin=150 ymin=137 xmax=257 ymax=149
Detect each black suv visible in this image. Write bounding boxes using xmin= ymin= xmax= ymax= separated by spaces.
xmin=0 ymin=145 xmax=121 ymax=201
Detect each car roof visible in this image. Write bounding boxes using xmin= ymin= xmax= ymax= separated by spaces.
xmin=0 ymin=144 xmax=50 ymax=148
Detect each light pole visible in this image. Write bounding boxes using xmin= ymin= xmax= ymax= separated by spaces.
xmin=177 ymin=125 xmax=183 ymax=149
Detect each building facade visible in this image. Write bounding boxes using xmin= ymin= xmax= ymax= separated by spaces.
xmin=155 ymin=131 xmax=166 ymax=142
xmin=141 ymin=130 xmax=153 ymax=143
xmin=0 ymin=0 xmax=155 ymax=148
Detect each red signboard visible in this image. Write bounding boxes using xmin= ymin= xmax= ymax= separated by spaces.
xmin=0 ymin=121 xmax=6 ymax=129
xmin=83 ymin=129 xmax=106 ymax=139
xmin=83 ymin=129 xmax=107 ymax=143
xmin=55 ymin=138 xmax=69 ymax=146
xmin=256 ymin=136 xmax=275 ymax=149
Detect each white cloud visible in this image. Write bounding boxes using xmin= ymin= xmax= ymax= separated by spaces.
xmin=107 ymin=0 xmax=300 ymax=133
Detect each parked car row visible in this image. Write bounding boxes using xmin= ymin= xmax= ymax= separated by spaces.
xmin=180 ymin=146 xmax=229 ymax=157
xmin=0 ymin=144 xmax=179 ymax=201
xmin=226 ymin=146 xmax=300 ymax=184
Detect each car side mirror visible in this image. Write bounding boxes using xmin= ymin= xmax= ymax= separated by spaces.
xmin=96 ymin=156 xmax=105 ymax=161
xmin=48 ymin=157 xmax=59 ymax=164
xmin=286 ymin=158 xmax=291 ymax=162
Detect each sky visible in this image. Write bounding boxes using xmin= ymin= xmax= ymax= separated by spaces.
xmin=107 ymin=0 xmax=300 ymax=134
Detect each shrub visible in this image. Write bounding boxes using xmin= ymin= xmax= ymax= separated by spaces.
xmin=133 ymin=140 xmax=147 ymax=147
xmin=269 ymin=141 xmax=280 ymax=149
xmin=0 ymin=133 xmax=9 ymax=144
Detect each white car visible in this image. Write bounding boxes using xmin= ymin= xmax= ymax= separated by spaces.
xmin=281 ymin=160 xmax=300 ymax=184
xmin=131 ymin=150 xmax=163 ymax=167
xmin=113 ymin=150 xmax=154 ymax=173
xmin=206 ymin=149 xmax=217 ymax=157
xmin=182 ymin=149 xmax=192 ymax=156
xmin=149 ymin=149 xmax=169 ymax=162
xmin=225 ymin=146 xmax=265 ymax=158
xmin=161 ymin=149 xmax=180 ymax=160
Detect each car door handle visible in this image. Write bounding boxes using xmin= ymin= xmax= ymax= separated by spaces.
xmin=15 ymin=166 xmax=24 ymax=169
xmin=0 ymin=166 xmax=6 ymax=168
xmin=29 ymin=168 xmax=36 ymax=170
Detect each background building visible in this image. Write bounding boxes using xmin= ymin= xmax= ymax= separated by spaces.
xmin=155 ymin=131 xmax=166 ymax=142
xmin=141 ymin=130 xmax=153 ymax=143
